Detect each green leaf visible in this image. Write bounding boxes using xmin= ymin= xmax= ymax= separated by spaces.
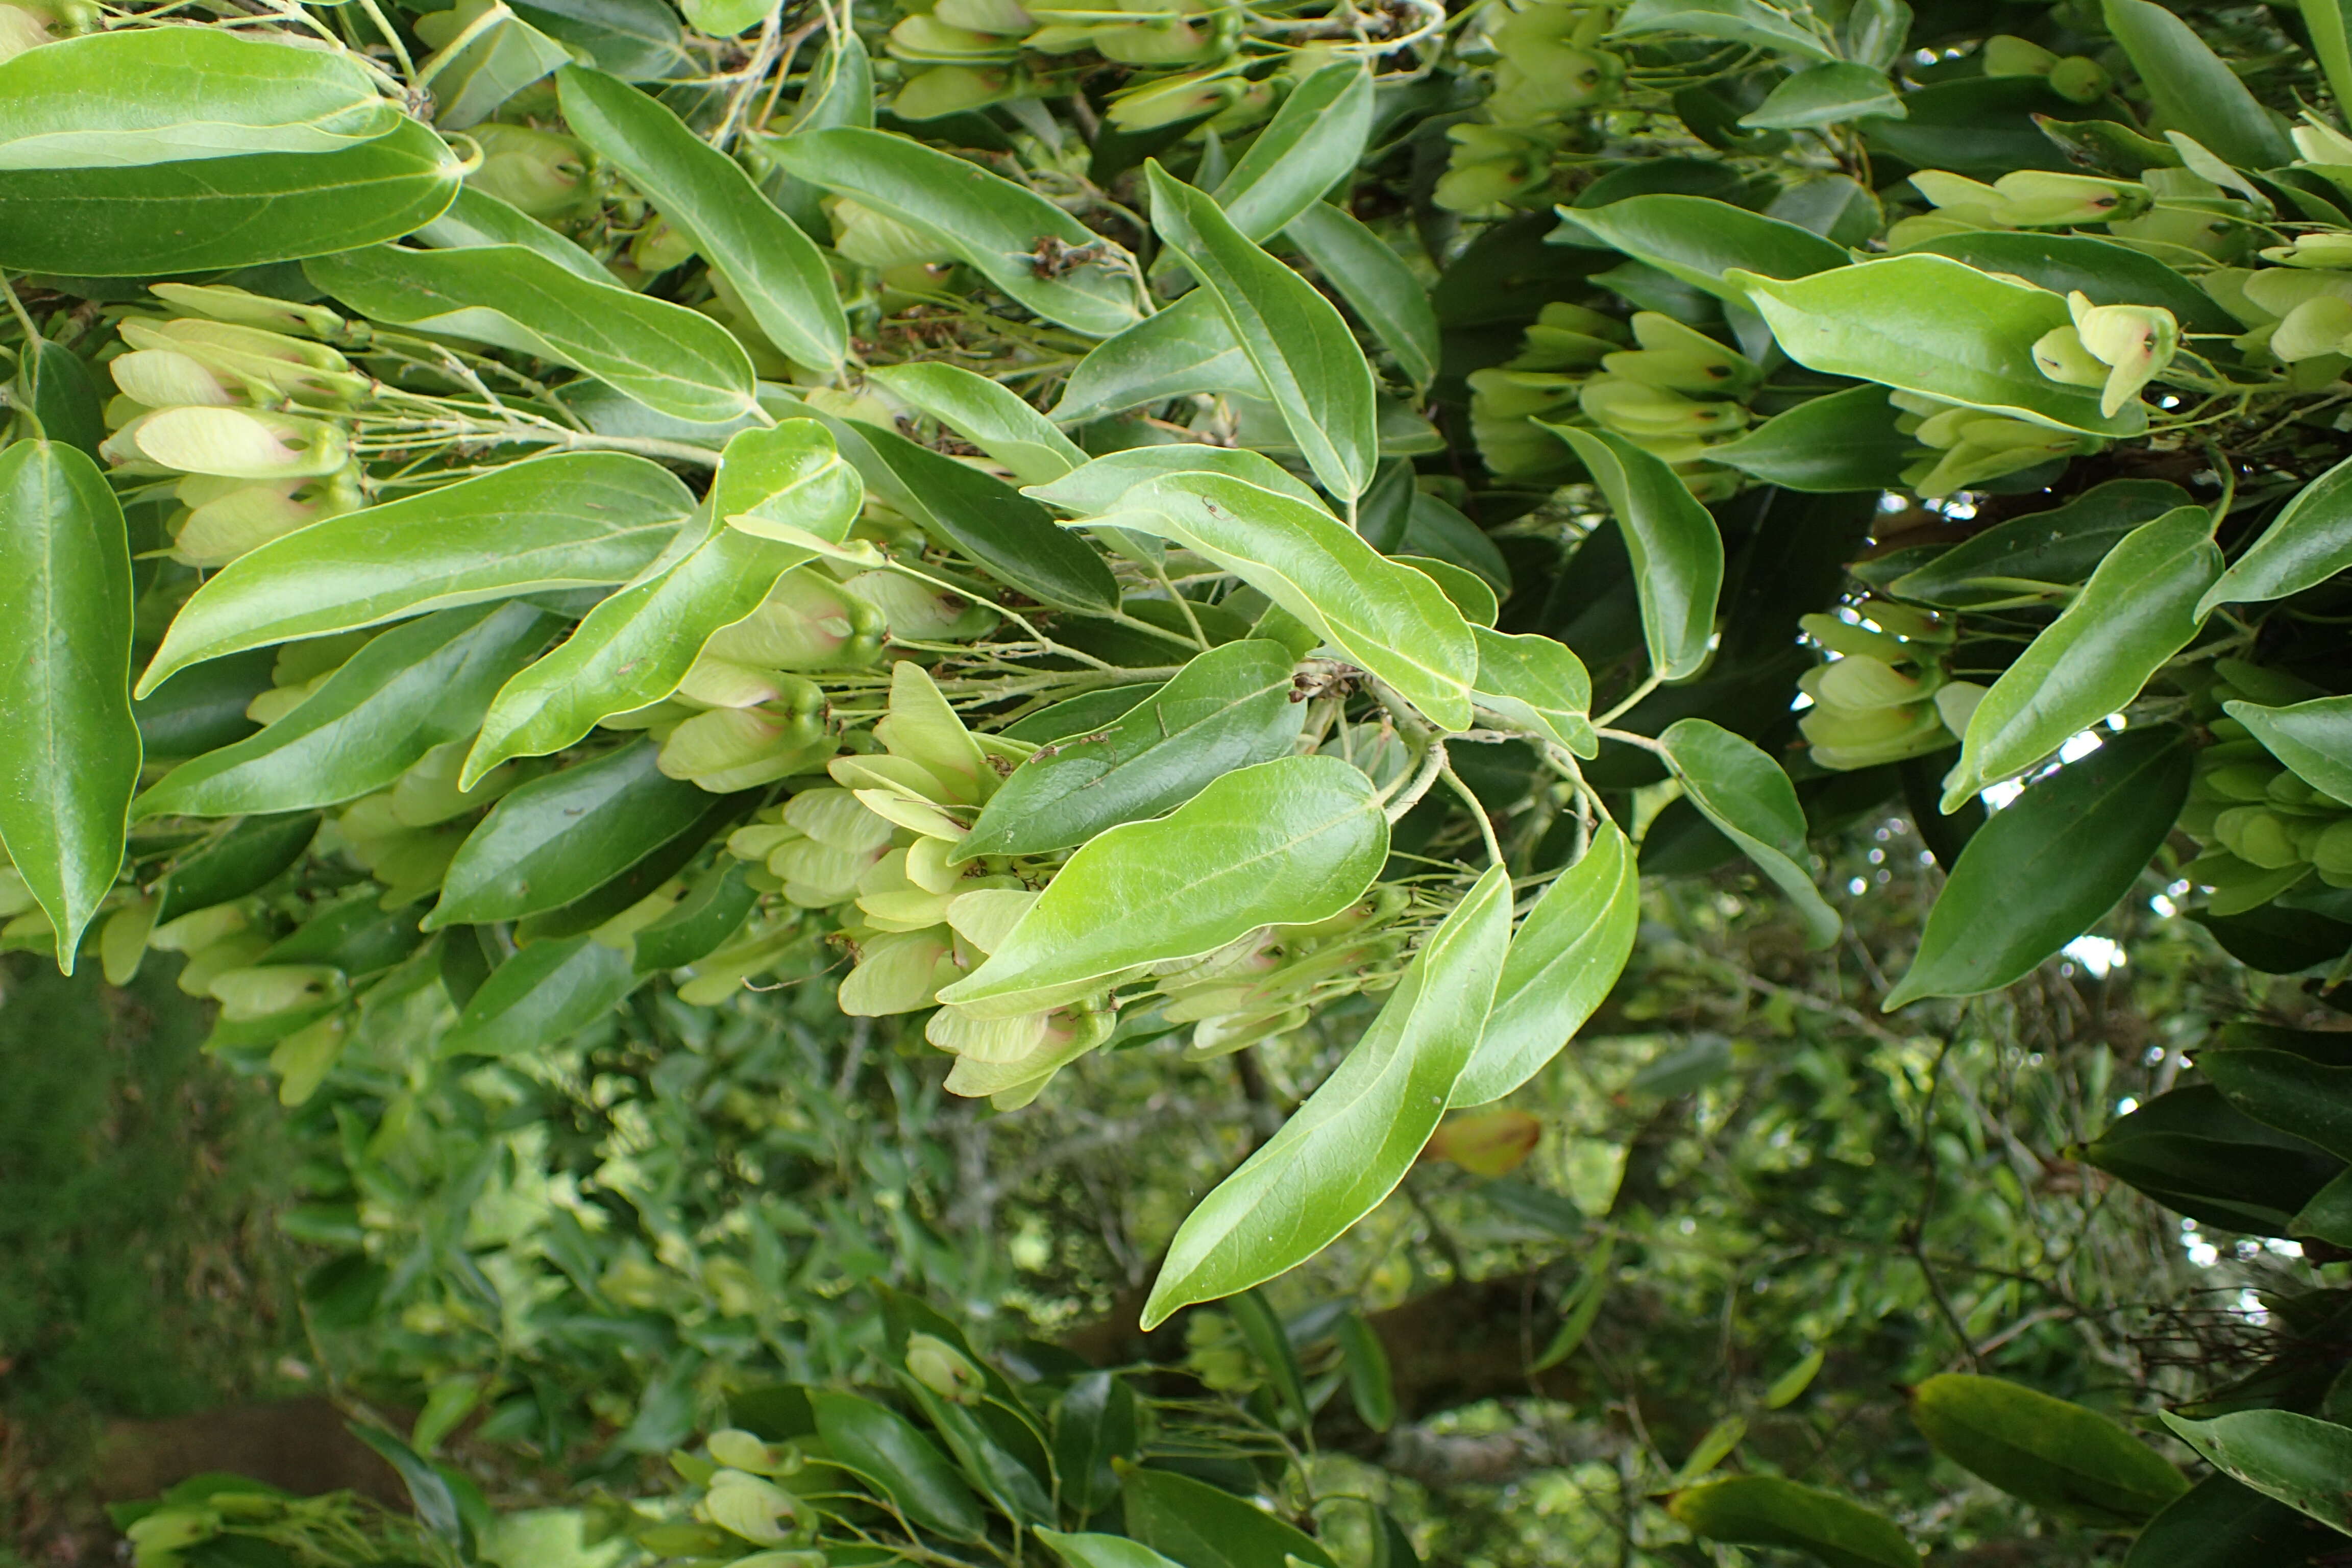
xmin=1147 ymin=162 xmax=1379 ymax=500
xmin=1407 ymin=556 xmax=1498 ymax=627
xmin=2308 ymin=0 xmax=2352 ymax=135
xmin=1884 ymin=726 xmax=2192 ymax=1008
xmin=1050 ymin=1373 xmax=1138 ymax=1519
xmin=1142 ymin=865 xmax=1512 ymax=1326
xmin=902 ymin=1382 xmax=1051 ymax=1527
xmin=961 ymin=640 xmax=1305 ymax=860
xmin=139 ymin=453 xmax=693 ymax=693
xmin=1472 ymin=628 xmax=1596 ymax=755
xmin=1453 ymin=822 xmax=1639 ymax=1105
xmin=1766 ymin=1349 xmax=1826 ymax=1409
xmin=555 ymin=65 xmax=846 ymax=373
xmin=1891 ymin=479 xmax=2193 ymax=609
xmin=2226 ymin=694 xmax=2352 ymax=803
xmin=1945 ymin=507 xmax=2218 ymax=806
xmin=465 ymin=424 xmax=861 ymax=779
xmin=510 ymin=0 xmax=685 ymax=81
xmin=1285 ymin=201 xmax=1440 ymax=389
xmin=865 ymin=362 xmax=1086 ymax=486
xmin=1734 ymin=255 xmax=2146 ymax=437
xmin=1037 ymin=1531 xmax=1186 ymax=1568
xmin=836 ymin=415 xmax=1120 ymax=612
xmin=305 ymin=242 xmax=756 ymax=424
xmin=769 ymin=128 xmax=1142 ymax=337
xmin=2159 ymin=1413 xmax=2352 ymax=1538
xmin=808 ymin=1390 xmax=985 ymax=1540
xmin=17 ymin=340 xmax=105 ymax=460
xmin=2125 ymin=1473 xmax=2343 ymax=1568
xmin=1669 ymin=1477 xmax=1920 ymax=1568
xmin=1913 ymin=1374 xmax=2188 ymax=1527
xmin=681 ymin=0 xmax=777 ymax=36
xmin=1910 ymin=231 xmax=2241 ymax=336
xmin=1107 ymin=473 xmax=1478 ymax=729
xmin=1739 ymin=63 xmax=1906 ymax=130
xmin=2199 ymin=1047 xmax=2352 ymax=1161
xmin=2102 ymin=0 xmax=2293 ymax=169
xmin=1660 ymin=718 xmax=1840 ymax=948
xmin=347 ymin=1426 xmax=465 ymax=1550
xmin=135 ymin=603 xmax=555 ymax=818
xmin=1121 ymin=1461 xmax=1338 ymax=1568
xmin=936 ymin=754 xmax=1388 ymax=1019
xmin=1228 ymin=1290 xmax=1310 ymax=1428
xmin=1533 ymin=1236 xmax=1613 ymax=1369
xmin=1708 ymin=385 xmax=1913 ymax=493
xmin=2085 ymin=1085 xmax=2341 ymax=1237
xmin=2201 ymin=453 xmax=2352 ymax=615
xmin=440 ymin=934 xmax=640 ymax=1057
xmin=0 ymin=439 xmax=138 ymax=971
xmin=632 ymin=859 xmax=758 ymax=972
xmin=428 ymin=740 xmax=714 ymax=927
xmin=1336 ymin=1312 xmax=1396 ymax=1432
xmin=0 ymin=116 xmax=462 ymax=276
xmin=1613 ymin=0 xmax=1836 ymax=59
xmin=414 ymin=183 xmax=616 ymax=282
xmin=1548 ymin=427 xmax=1723 ymax=681
xmin=1211 ymin=62 xmax=1371 ymax=241
xmin=155 ymin=811 xmax=320 ymax=922
xmin=423 ymin=3 xmax=574 ymax=130
xmin=1026 ymin=444 xmax=1324 ymax=518
xmin=0 ymin=28 xmax=401 ymax=169
xmin=1048 ymin=290 xmax=1264 ymax=425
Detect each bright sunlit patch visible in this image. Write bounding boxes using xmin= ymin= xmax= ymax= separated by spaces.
xmin=2115 ymin=1097 xmax=2139 ymax=1116
xmin=2062 ymin=936 xmax=2126 ymax=976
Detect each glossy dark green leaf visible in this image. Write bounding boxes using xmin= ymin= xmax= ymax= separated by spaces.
xmin=1048 ymin=290 xmax=1263 ymax=424
xmin=2203 ymin=453 xmax=2352 ymax=615
xmin=1213 ymin=62 xmax=1371 ymax=240
xmin=1453 ymin=822 xmax=1640 ymax=1105
xmin=513 ymin=788 xmax=747 ymax=942
xmin=132 ymin=651 xmax=273 ymax=762
xmin=2084 ymin=1085 xmax=2342 ymax=1237
xmin=2161 ymin=1412 xmax=2352 ymax=1536
xmin=1002 ymin=682 xmax=1160 ymax=744
xmin=938 ymin=755 xmax=1388 ymax=1019
xmin=156 ymin=812 xmax=321 ymax=921
xmin=1736 ymin=255 xmax=2146 ymax=437
xmin=1884 ymin=726 xmax=2192 ymax=1008
xmin=18 ymin=339 xmax=106 ymax=459
xmin=1051 ymin=1372 xmax=1139 ymax=1518
xmin=260 ymin=891 xmax=424 ymax=977
xmin=2102 ymin=0 xmax=2292 ymax=169
xmin=631 ymin=859 xmax=757 ymax=972
xmin=770 ymin=128 xmax=1142 ymax=337
xmin=1121 ymin=1463 xmax=1337 ymax=1568
xmin=555 ymin=65 xmax=846 ymax=372
xmin=414 ymin=183 xmax=615 ymax=281
xmin=1669 ymin=1477 xmax=1919 ymax=1568
xmin=0 ymin=439 xmax=138 ymax=970
xmin=1708 ymin=385 xmax=1913 ymax=493
xmin=2200 ymin=1047 xmax=2352 ymax=1161
xmin=428 ymin=740 xmax=712 ymax=927
xmin=809 ymin=1389 xmax=985 ymax=1540
xmin=1913 ymin=1373 xmax=2188 ymax=1527
xmin=440 ymin=934 xmax=640 ymax=1057
xmin=1566 ymin=194 xmax=1848 ymax=301
xmin=1613 ymin=0 xmax=1836 ymax=60
xmin=0 ymin=115 xmax=461 ymax=276
xmin=1661 ymin=719 xmax=1840 ymax=948
xmin=139 ymin=453 xmax=693 ymax=692
xmin=136 ymin=604 xmax=555 ymax=819
xmin=1912 ymin=231 xmax=2240 ymax=335
xmin=1547 ymin=428 xmax=1721 ymax=681
xmin=2227 ymin=694 xmax=2352 ymax=803
xmin=306 ymin=242 xmax=757 ymax=423
xmin=1945 ymin=507 xmax=2217 ymax=806
xmin=1739 ymin=63 xmax=1905 ymax=130
xmin=1890 ymin=479 xmax=2192 ymax=608
xmin=865 ymin=362 xmax=1086 ymax=486
xmin=962 ymin=640 xmax=1304 ymax=860
xmin=2124 ymin=1473 xmax=2342 ymax=1568
xmin=347 ymin=1425 xmax=465 ymax=1550
xmin=1142 ymin=866 xmax=1512 ymax=1326
xmin=1286 ymin=202 xmax=1439 ymax=389
xmin=1147 ymin=162 xmax=1378 ymax=500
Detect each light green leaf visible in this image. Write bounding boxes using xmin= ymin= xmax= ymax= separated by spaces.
xmin=1884 ymin=726 xmax=2191 ymax=1008
xmin=1147 ymin=162 xmax=1379 ymax=500
xmin=2227 ymin=694 xmax=2352 ymax=803
xmin=1735 ymin=255 xmax=2146 ymax=437
xmin=1945 ymin=506 xmax=2217 ymax=807
xmin=1336 ymin=1313 xmax=1396 ymax=1432
xmin=1405 ymin=556 xmax=1497 ymax=627
xmin=936 ymin=755 xmax=1388 ymax=1019
xmin=1567 ymin=195 xmax=1850 ymax=305
xmin=0 ymin=28 xmax=400 ymax=169
xmin=555 ymin=65 xmax=846 ymax=373
xmin=423 ymin=4 xmax=573 ymax=130
xmin=769 ymin=127 xmax=1142 ymax=337
xmin=465 ymin=424 xmax=861 ymax=780
xmin=1026 ymin=444 xmax=1326 ymax=517
xmin=1740 ymin=63 xmax=1906 ymax=129
xmin=136 ymin=603 xmax=556 ymax=818
xmin=0 ymin=116 xmax=462 ymax=276
xmin=0 ymin=440 xmax=139 ymax=972
xmin=1472 ymin=628 xmax=1596 ymax=755
xmin=2160 ymin=1410 xmax=2352 ymax=1536
xmin=1452 ymin=822 xmax=1639 ymax=1106
xmin=962 ymin=640 xmax=1305 ymax=861
xmin=1534 ymin=1236 xmax=1614 ymax=1369
xmin=1913 ymin=1373 xmax=2188 ymax=1527
xmin=414 ymin=184 xmax=617 ymax=282
xmin=1048 ymin=289 xmax=1265 ymax=424
xmin=1036 ymin=1529 xmax=1186 ymax=1568
xmin=2103 ymin=0 xmax=2293 ymax=169
xmin=1660 ymin=718 xmax=1839 ymax=948
xmin=865 ymin=362 xmax=1086 ymax=485
xmin=440 ymin=934 xmax=641 ymax=1057
xmin=1669 ymin=1477 xmax=1920 ymax=1568
xmin=1142 ymin=863 xmax=1512 ymax=1326
xmin=1614 ymin=0 xmax=1836 ymax=60
xmin=2201 ymin=452 xmax=2352 ymax=615
xmin=1766 ymin=1349 xmax=1826 ymax=1408
xmin=1548 ymin=426 xmax=1722 ymax=681
xmin=305 ymin=242 xmax=757 ymax=424
xmin=1286 ymin=201 xmax=1440 ymax=390
xmin=138 ymin=453 xmax=694 ymax=694
xmin=681 ymin=0 xmax=777 ymax=36
xmin=1212 ymin=61 xmax=1372 ymax=241
xmin=2308 ymin=0 xmax=2352 ymax=133
xmin=429 ymin=739 xmax=713 ymax=927
xmin=1110 ymin=473 xmax=1478 ymax=729
xmin=1709 ymin=385 xmax=1916 ymax=493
